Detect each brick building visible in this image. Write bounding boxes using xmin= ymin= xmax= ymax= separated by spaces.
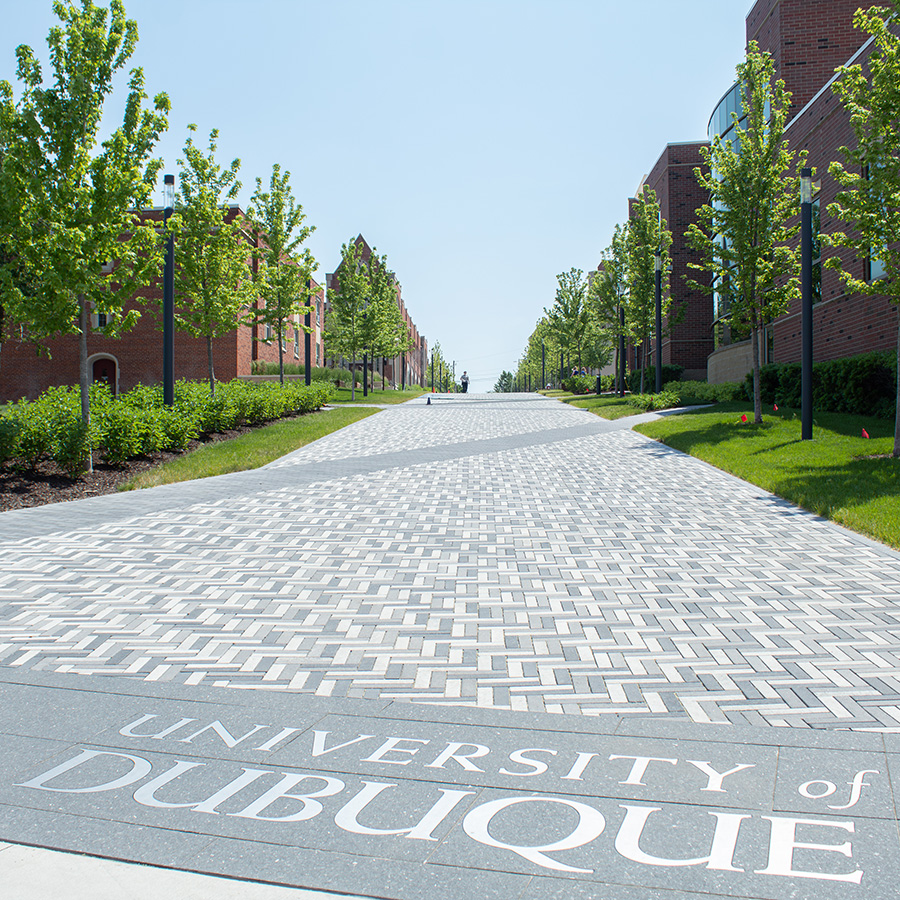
xmin=0 ymin=206 xmax=327 ymax=402
xmin=632 ymin=142 xmax=714 ymax=381
xmin=706 ymin=0 xmax=896 ymax=382
xmin=325 ymin=235 xmax=427 ymax=389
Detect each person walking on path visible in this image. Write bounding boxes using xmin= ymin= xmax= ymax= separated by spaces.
xmin=461 ymin=371 xmax=469 ymax=393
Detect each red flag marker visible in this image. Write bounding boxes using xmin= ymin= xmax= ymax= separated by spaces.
xmin=773 ymin=403 xmax=779 ymax=411
xmin=862 ymin=428 xmax=870 ymax=439
xmin=741 ymin=414 xmax=748 ymax=423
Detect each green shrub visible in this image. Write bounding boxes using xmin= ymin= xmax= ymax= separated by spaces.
xmin=662 ymin=380 xmax=748 ymax=405
xmin=250 ymin=361 xmax=355 ymax=385
xmin=0 ymin=416 xmax=22 ymax=466
xmin=561 ymin=375 xmax=595 ymax=394
xmin=0 ymin=378 xmax=333 ymax=472
xmin=99 ymin=405 xmax=145 ymax=463
xmin=748 ymin=351 xmax=895 ymax=418
xmin=627 ymin=390 xmax=681 ymax=411
xmin=53 ymin=418 xmax=91 ymax=477
xmin=628 ymin=365 xmax=683 ymax=394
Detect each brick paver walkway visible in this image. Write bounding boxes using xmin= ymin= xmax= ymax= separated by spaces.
xmin=2 ymin=393 xmax=900 ymax=729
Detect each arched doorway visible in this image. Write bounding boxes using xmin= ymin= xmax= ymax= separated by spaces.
xmin=91 ymin=356 xmax=118 ymax=395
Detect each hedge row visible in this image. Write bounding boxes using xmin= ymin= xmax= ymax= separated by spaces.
xmin=627 ymin=390 xmax=681 ymax=412
xmin=662 ymin=380 xmax=749 ymax=405
xmin=250 ymin=362 xmax=356 ymax=384
xmin=746 ymin=351 xmax=896 ymax=419
xmin=0 ymin=378 xmax=334 ymax=476
xmin=561 ymin=374 xmax=616 ymax=394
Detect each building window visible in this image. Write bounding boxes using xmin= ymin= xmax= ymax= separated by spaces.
xmin=265 ymin=322 xmax=272 ymax=341
xmin=316 ymin=301 xmax=321 ymax=325
xmin=294 ymin=328 xmax=300 ymax=358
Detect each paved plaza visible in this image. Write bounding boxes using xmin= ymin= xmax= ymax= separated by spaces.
xmin=2 ymin=392 xmax=900 ymax=898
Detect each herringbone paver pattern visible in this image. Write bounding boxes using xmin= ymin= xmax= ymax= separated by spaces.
xmin=2 ymin=394 xmax=900 ymax=728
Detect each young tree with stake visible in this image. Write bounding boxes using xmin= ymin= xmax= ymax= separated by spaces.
xmin=687 ymin=42 xmax=804 ymax=424
xmin=0 ymin=0 xmax=169 ymax=472
xmin=167 ymin=125 xmax=256 ymax=396
xmin=248 ymin=164 xmax=316 ymax=385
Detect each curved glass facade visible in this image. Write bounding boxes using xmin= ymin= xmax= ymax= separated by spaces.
xmin=708 ymin=81 xmax=744 ymax=143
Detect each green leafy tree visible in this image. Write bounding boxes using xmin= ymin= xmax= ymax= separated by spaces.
xmin=359 ymin=249 xmax=408 ymax=390
xmin=522 ymin=315 xmax=558 ymax=388
xmin=168 ymin=125 xmax=256 ymax=396
xmin=0 ymin=0 xmax=169 ymax=471
xmin=325 ymin=238 xmax=370 ymax=399
xmin=493 ymin=370 xmax=513 ymax=393
xmin=591 ymin=223 xmax=629 ymax=393
xmin=824 ymin=2 xmax=900 ymax=456
xmin=626 ymin=186 xmax=672 ymax=394
xmin=546 ymin=268 xmax=590 ymax=369
xmin=429 ymin=340 xmax=452 ymax=391
xmin=687 ymin=42 xmax=804 ymax=423
xmin=247 ymin=164 xmax=316 ymax=385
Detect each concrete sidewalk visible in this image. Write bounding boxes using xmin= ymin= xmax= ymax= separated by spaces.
xmin=2 ymin=392 xmax=900 ymax=898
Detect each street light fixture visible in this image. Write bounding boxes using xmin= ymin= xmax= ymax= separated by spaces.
xmin=163 ymin=174 xmax=175 ymax=407
xmin=654 ymin=247 xmax=662 ymax=393
xmin=800 ymin=167 xmax=813 ymax=440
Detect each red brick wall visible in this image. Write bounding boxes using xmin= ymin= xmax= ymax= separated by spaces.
xmin=644 ymin=143 xmax=714 ymax=376
xmin=747 ymin=0 xmax=876 ymax=120
xmin=774 ymin=69 xmax=899 ymax=364
xmin=0 ymin=207 xmax=330 ymax=401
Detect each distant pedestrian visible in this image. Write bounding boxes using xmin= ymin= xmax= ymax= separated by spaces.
xmin=461 ymin=371 xmax=469 ymax=393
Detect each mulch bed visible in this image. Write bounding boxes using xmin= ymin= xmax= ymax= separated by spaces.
xmin=0 ymin=426 xmax=255 ymax=512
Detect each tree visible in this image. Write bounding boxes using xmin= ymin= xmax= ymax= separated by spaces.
xmin=547 ymin=268 xmax=590 ymax=370
xmin=626 ymin=186 xmax=672 ymax=393
xmin=0 ymin=0 xmax=169 ymax=471
xmin=824 ymin=2 xmax=900 ymax=456
xmin=168 ymin=125 xmax=256 ymax=395
xmin=687 ymin=42 xmax=804 ymax=423
xmin=428 ymin=340 xmax=454 ymax=391
xmin=590 ymin=223 xmax=629 ymax=390
xmin=522 ymin=316 xmax=557 ymax=389
xmin=325 ymin=238 xmax=370 ymax=400
xmin=247 ymin=164 xmax=316 ymax=385
xmin=493 ymin=370 xmax=513 ymax=393
xmin=361 ymin=249 xmax=408 ymax=390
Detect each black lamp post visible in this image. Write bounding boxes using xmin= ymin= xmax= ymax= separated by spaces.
xmin=541 ymin=340 xmax=545 ymax=389
xmin=163 ymin=174 xmax=175 ymax=407
xmin=801 ymin=167 xmax=813 ymax=440
xmin=654 ymin=247 xmax=662 ymax=394
xmin=304 ymin=279 xmax=312 ymax=387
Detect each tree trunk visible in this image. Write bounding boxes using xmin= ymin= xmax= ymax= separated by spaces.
xmin=351 ymin=362 xmax=356 ymax=401
xmin=640 ymin=339 xmax=647 ymax=395
xmin=278 ymin=326 xmax=285 ymax=386
xmin=894 ymin=311 xmax=900 ymax=458
xmin=750 ymin=320 xmax=762 ymax=424
xmin=77 ymin=298 xmax=93 ymax=474
xmin=207 ymin=335 xmax=216 ymax=397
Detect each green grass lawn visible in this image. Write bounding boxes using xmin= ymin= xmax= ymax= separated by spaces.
xmin=122 ymin=406 xmax=379 ymax=491
xmin=330 ymin=386 xmax=424 ymax=404
xmin=634 ymin=402 xmax=900 ymax=549
xmin=566 ymin=395 xmax=641 ymax=420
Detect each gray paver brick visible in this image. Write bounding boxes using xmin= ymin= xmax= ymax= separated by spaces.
xmin=2 ymin=393 xmax=900 ymax=729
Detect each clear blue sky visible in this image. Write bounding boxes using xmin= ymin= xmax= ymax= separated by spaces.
xmin=2 ymin=0 xmax=750 ymax=392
